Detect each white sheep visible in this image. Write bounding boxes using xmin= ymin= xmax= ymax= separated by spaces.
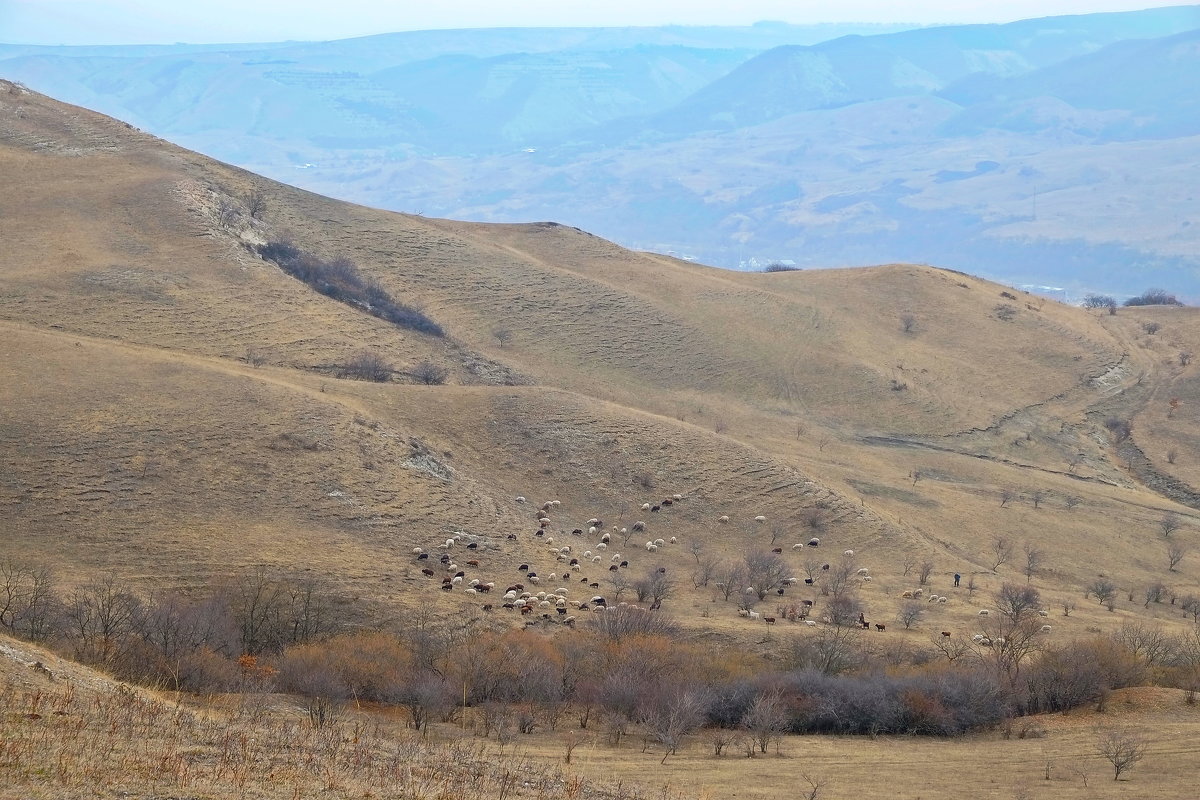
xmin=601 ymin=533 xmax=611 ymax=543
xmin=863 ymin=576 xmax=873 ymax=582
xmin=611 ymin=554 xmax=621 ymax=562
xmin=670 ymin=536 xmax=677 ymax=544
xmin=1040 ymin=625 xmax=1052 ymax=633
xmin=937 ymin=597 xmax=947 ymax=604
xmin=469 ymin=578 xmax=480 ymax=587
xmin=654 ymin=538 xmax=665 ymax=546
xmin=597 ymin=543 xmax=607 ymax=551
xmin=792 ymin=543 xmax=804 ymax=550
xmin=548 ymin=573 xmax=557 ymax=582
xmin=749 ymin=610 xmax=761 ymax=620
xmin=928 ymin=594 xmax=940 ymax=603
xmin=515 ymin=496 xmax=526 ymax=503
xmin=504 ymin=591 xmax=517 ymax=601
xmin=536 ymin=591 xmax=547 ymax=600
xmin=620 ymin=527 xmax=628 ymax=535
xmin=754 ymin=515 xmax=767 ymax=523
xmin=641 ymin=503 xmax=651 ymax=511
xmin=738 ymin=609 xmax=749 ymax=617
xmin=805 ymin=620 xmax=817 ymax=627
xmin=412 ymin=547 xmax=425 ymax=554
xmin=971 ymin=634 xmax=985 ymax=643
xmin=857 ymin=568 xmax=869 ymax=576
xmin=587 ymin=518 xmax=600 ymax=526
xmin=551 ymin=500 xmax=561 ymax=507
xmin=592 ymin=555 xmax=601 ymax=563
xmin=843 ymin=549 xmax=854 ymax=557
xmin=541 ymin=502 xmax=553 ymax=511
xmin=901 ymin=591 xmax=914 ymax=599
xmin=588 ymin=526 xmax=597 ymax=535
xmin=529 ymin=576 xmax=541 ymax=585
xmin=718 ymin=515 xmax=729 ymax=524
xmin=583 ymin=550 xmax=592 ymax=558
xmin=539 ymin=600 xmax=552 ymax=609
xmin=545 ymin=537 xmax=554 ymax=544
xmin=465 ymin=587 xmax=477 ymax=595
xmin=1038 ymin=610 xmax=1049 ymax=617
xmin=451 ymin=576 xmax=463 ymax=585
xmin=978 ymin=609 xmax=990 ymax=616
xmin=646 ymin=543 xmax=658 ymax=552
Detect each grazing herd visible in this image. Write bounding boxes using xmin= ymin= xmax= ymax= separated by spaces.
xmin=411 ymin=493 xmax=1062 ymax=644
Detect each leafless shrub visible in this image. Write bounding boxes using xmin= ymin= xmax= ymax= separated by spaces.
xmin=1022 ymin=543 xmax=1044 ymax=581
xmin=900 ymin=313 xmax=917 ymax=333
xmin=1095 ymin=729 xmax=1147 ymax=781
xmin=1142 ymin=321 xmax=1162 ymax=335
xmin=491 ymin=327 xmax=513 ymax=348
xmin=897 ymin=600 xmax=925 ymax=629
xmin=1167 ymin=541 xmax=1187 ymax=572
xmin=989 ymin=536 xmax=1013 ymax=572
xmin=1104 ymin=417 xmax=1133 ymax=443
xmin=411 ymin=360 xmax=448 ymax=385
xmin=1160 ymin=511 xmax=1182 ymax=538
xmin=1087 ymin=578 xmax=1118 ymax=607
xmin=342 ymin=350 xmax=393 ymax=382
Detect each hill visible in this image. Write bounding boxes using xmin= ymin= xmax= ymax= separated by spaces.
xmin=4 ymin=77 xmax=1200 ymax=622
xmin=5 ymin=77 xmax=1200 ymax=799
xmin=4 ymin=7 xmax=1200 ymax=294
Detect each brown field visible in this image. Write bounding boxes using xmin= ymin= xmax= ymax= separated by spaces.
xmin=3 ymin=80 xmax=1200 ymax=798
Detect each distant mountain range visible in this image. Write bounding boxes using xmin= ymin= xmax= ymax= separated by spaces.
xmin=3 ymin=8 xmax=1199 ymax=297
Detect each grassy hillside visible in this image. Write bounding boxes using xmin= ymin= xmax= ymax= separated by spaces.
xmin=3 ymin=78 xmax=1200 ymax=619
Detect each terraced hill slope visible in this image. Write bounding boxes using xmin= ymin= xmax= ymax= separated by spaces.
xmin=2 ymin=80 xmax=1199 ymax=646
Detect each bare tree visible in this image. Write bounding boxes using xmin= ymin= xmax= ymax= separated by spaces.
xmin=634 ymin=568 xmax=674 ymax=608
xmin=1095 ymin=729 xmax=1147 ymax=781
xmin=1028 ymin=489 xmax=1048 ymax=509
xmin=1168 ymin=541 xmax=1187 ymax=572
xmin=411 ymin=360 xmax=449 ymax=385
xmin=900 ymin=313 xmax=917 ymax=334
xmin=644 ymin=687 xmax=709 ymax=763
xmin=1022 ymin=543 xmax=1044 ymax=581
xmin=691 ymin=556 xmax=719 ymax=589
xmin=1143 ymin=581 xmax=1167 ymax=607
xmin=1160 ymin=511 xmax=1182 ymax=538
xmin=491 ymin=326 xmax=513 ymax=348
xmin=743 ymin=551 xmax=792 ymax=601
xmin=1087 ymin=578 xmax=1118 ymax=608
xmin=0 ymin=560 xmax=56 ymax=641
xmin=917 ymin=559 xmax=935 ymax=586
xmin=741 ymin=691 xmax=789 ymax=754
xmin=897 ymin=600 xmax=925 ymax=630
xmin=1064 ymin=494 xmax=1082 ymax=510
xmin=989 ymin=536 xmax=1014 ymax=572
xmin=995 ymin=583 xmax=1041 ymax=624
xmin=245 ymin=189 xmax=268 ymax=219
xmin=999 ymin=488 xmax=1015 ymax=508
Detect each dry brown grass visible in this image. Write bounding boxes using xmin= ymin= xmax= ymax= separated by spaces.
xmin=3 ymin=82 xmax=1200 ymax=797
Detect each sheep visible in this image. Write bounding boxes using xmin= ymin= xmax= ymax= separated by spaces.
xmin=597 ymin=543 xmax=607 ymax=551
xmin=539 ymin=600 xmax=552 ymax=610
xmin=529 ymin=576 xmax=541 ymax=585
xmin=632 ymin=521 xmax=646 ymax=532
xmin=611 ymin=554 xmax=621 ymax=562
xmin=754 ymin=515 xmax=766 ymax=523
xmin=469 ymin=578 xmax=480 ymax=587
xmin=772 ymin=547 xmax=783 ymax=554
xmin=977 ymin=609 xmax=990 ymax=617
xmin=972 ymin=634 xmax=985 ymax=643
xmin=641 ymin=503 xmax=651 ymax=511
xmin=874 ymin=623 xmax=886 ymax=632
xmin=646 ymin=542 xmax=658 ymax=552
xmin=539 ymin=518 xmax=551 ymax=528
xmin=1040 ymin=625 xmax=1052 ymax=633
xmin=545 ymin=537 xmax=554 ymax=544
xmin=445 ymin=538 xmax=455 ymax=548
xmin=451 ymin=576 xmax=463 ymax=585
xmin=748 ymin=610 xmax=761 ymax=620
xmin=718 ymin=515 xmax=729 ymax=524
xmin=516 ymin=496 xmax=526 ymax=503
xmin=563 ymin=616 xmax=576 ymax=626
xmin=863 ymin=576 xmax=873 ymax=582
xmin=901 ymin=591 xmax=914 ymax=599
xmin=653 ymin=538 xmax=665 ymax=547
xmin=416 ymin=553 xmax=429 ymax=560
xmin=661 ymin=499 xmax=674 ymax=506
xmin=857 ymin=568 xmax=869 ymax=576
xmin=805 ymin=620 xmax=817 ymax=627
xmin=808 ymin=538 xmax=820 ymax=547
xmin=572 ymin=528 xmax=583 ymax=535
xmin=584 ymin=550 xmax=592 ymax=559
xmin=620 ymin=527 xmax=628 ymax=536
xmin=601 ymin=533 xmax=611 ymax=543
xmin=588 ymin=526 xmax=597 ymax=536
xmin=941 ymin=631 xmax=952 ymax=638
xmin=673 ymin=494 xmax=683 ymax=500
xmin=938 ymin=597 xmax=947 ymax=604
xmin=764 ymin=617 xmax=777 ymax=626
xmin=651 ymin=505 xmax=661 ymax=512
xmin=670 ymin=536 xmax=677 ymax=544
xmin=421 ymin=568 xmax=435 ymax=577
xmin=465 ymin=587 xmax=478 ymax=595
xmin=591 ymin=555 xmax=601 ymax=563
xmin=738 ymin=609 xmax=749 ymax=618
xmin=551 ymin=500 xmax=560 ymax=507
xmin=928 ymin=594 xmax=940 ymax=603
xmin=412 ymin=547 xmax=425 ymax=555
xmin=792 ymin=543 xmax=805 ymax=550
xmin=843 ymin=549 xmax=855 ymax=557
xmin=1038 ymin=610 xmax=1049 ymax=617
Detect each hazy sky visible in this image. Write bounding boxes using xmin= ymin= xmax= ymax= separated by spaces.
xmin=1 ymin=0 xmax=1192 ymax=45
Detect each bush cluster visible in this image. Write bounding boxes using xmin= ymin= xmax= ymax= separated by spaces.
xmin=1124 ymin=288 xmax=1183 ymax=307
xmin=258 ymin=240 xmax=443 ymax=336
